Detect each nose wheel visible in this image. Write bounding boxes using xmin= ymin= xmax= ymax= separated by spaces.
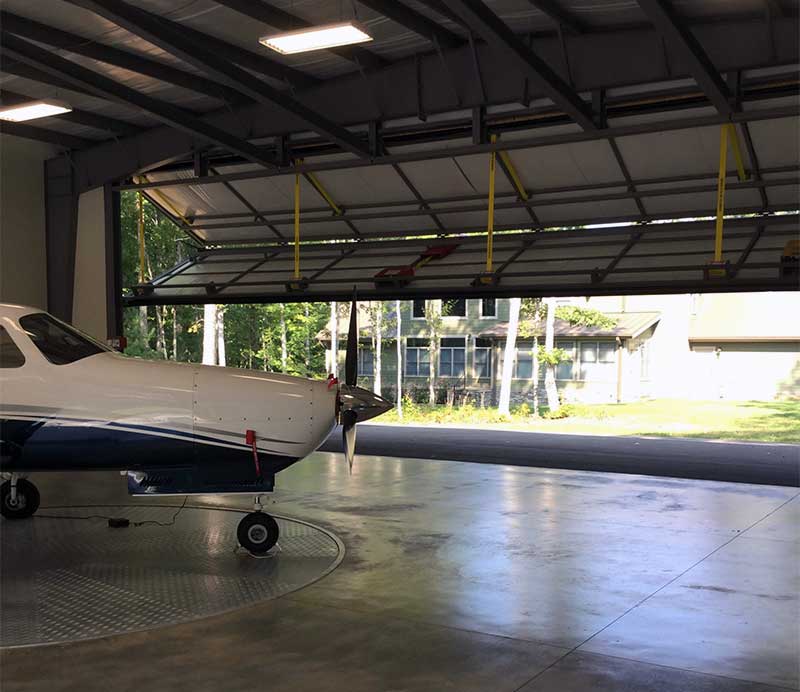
xmin=1 ymin=477 xmax=40 ymax=519
xmin=237 ymin=512 xmax=279 ymax=554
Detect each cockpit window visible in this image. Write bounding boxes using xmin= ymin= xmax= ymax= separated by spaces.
xmin=0 ymin=326 xmax=25 ymax=368
xmin=19 ymin=313 xmax=109 ymax=365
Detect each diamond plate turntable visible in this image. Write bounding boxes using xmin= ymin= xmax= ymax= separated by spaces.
xmin=0 ymin=505 xmax=343 ymax=648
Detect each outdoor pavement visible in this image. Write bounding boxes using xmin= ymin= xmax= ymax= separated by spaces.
xmin=1 ymin=451 xmax=798 ymax=691
xmin=322 ymin=424 xmax=800 ymax=486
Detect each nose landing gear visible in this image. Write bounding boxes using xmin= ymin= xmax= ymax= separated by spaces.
xmin=0 ymin=476 xmax=40 ymax=519
xmin=236 ymin=495 xmax=279 ymax=554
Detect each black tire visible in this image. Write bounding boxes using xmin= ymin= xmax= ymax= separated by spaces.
xmin=237 ymin=512 xmax=279 ymax=554
xmin=0 ymin=479 xmax=40 ymax=519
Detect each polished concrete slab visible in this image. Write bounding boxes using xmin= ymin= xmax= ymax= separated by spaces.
xmin=1 ymin=452 xmax=798 ymax=691
xmin=0 ymin=506 xmax=342 ymax=647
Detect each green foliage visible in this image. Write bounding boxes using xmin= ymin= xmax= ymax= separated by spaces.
xmin=538 ymin=345 xmax=572 ymax=366
xmin=554 ymin=305 xmax=616 ymax=329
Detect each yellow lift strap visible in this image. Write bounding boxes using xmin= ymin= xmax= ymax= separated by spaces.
xmin=714 ymin=124 xmax=729 ymax=263
xmin=294 ymin=163 xmax=301 ymax=280
xmin=497 ymin=149 xmax=528 ymax=201
xmin=727 ymin=123 xmax=748 ymax=183
xmin=304 ymin=170 xmax=342 ymax=216
xmin=486 ymin=134 xmax=497 ymax=273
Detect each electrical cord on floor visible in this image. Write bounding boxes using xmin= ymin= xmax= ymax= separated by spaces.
xmin=36 ymin=496 xmax=189 ymax=528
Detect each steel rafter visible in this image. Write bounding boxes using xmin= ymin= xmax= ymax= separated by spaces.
xmin=64 ymin=0 xmax=370 ymax=158
xmin=209 ymin=167 xmax=285 ymax=241
xmin=441 ymin=0 xmax=595 ymax=130
xmin=636 ymin=0 xmax=733 ymax=115
xmin=528 ymin=0 xmax=585 ymax=34
xmin=0 ymin=121 xmax=92 ymax=148
xmin=391 ymin=163 xmax=446 ymax=232
xmin=117 ymin=105 xmax=799 ymax=192
xmin=357 ymin=0 xmax=463 ymax=49
xmin=211 ymin=0 xmax=388 ymax=70
xmin=0 ymin=11 xmax=248 ymax=104
xmin=1 ymin=32 xmax=276 ymax=169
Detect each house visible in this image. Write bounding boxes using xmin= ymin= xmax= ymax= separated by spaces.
xmin=319 ymin=293 xmax=800 ymax=405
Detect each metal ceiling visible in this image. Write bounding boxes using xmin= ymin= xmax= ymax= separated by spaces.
xmin=0 ymin=0 xmax=797 ymax=309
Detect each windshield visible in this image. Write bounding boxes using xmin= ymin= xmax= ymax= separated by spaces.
xmin=19 ymin=313 xmax=110 ymax=365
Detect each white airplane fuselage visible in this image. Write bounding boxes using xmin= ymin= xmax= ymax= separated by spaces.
xmin=0 ymin=304 xmax=386 ymax=495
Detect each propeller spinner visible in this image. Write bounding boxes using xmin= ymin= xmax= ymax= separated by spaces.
xmin=337 ymin=296 xmax=392 ymax=472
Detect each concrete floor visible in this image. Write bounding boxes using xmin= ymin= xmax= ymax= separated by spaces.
xmin=1 ymin=452 xmax=798 ymax=692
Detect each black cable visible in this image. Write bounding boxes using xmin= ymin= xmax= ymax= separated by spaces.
xmin=36 ymin=496 xmax=189 ymax=527
xmin=132 ymin=496 xmax=189 ymax=527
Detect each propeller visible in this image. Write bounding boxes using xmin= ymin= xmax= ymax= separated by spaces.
xmin=336 ymin=295 xmax=392 ymax=472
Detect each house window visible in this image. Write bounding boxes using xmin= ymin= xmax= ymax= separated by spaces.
xmin=480 ymin=298 xmax=496 ymax=318
xmin=578 ymin=341 xmax=616 ymax=381
xmin=412 ymin=299 xmax=426 ymax=319
xmin=514 ymin=340 xmax=535 ymax=379
xmin=474 ymin=337 xmax=492 ymax=378
xmin=439 ymin=337 xmax=466 ymax=377
xmin=555 ymin=340 xmax=575 ymax=380
xmin=358 ymin=347 xmax=374 ymax=376
xmin=0 ymin=327 xmax=25 ymax=368
xmin=442 ymin=298 xmax=466 ymax=317
xmin=405 ymin=338 xmax=430 ymax=376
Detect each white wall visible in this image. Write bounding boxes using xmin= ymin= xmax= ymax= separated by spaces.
xmin=0 ymin=135 xmax=57 ymax=309
xmin=73 ymin=187 xmax=107 ymax=340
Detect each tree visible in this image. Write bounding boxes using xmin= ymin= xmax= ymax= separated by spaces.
xmin=329 ymin=301 xmax=338 ymax=377
xmin=424 ymin=299 xmax=442 ymax=404
xmin=498 ymin=297 xmax=521 ymax=416
xmin=202 ymin=304 xmax=218 ymax=365
xmin=279 ymin=303 xmax=288 ymax=372
xmin=395 ymin=299 xmax=402 ymax=417
xmin=373 ymin=302 xmax=382 ymax=395
xmin=216 ymin=306 xmax=226 ymax=367
xmin=543 ymin=297 xmax=559 ymax=413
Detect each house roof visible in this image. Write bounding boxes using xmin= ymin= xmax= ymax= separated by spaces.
xmin=478 ymin=312 xmax=660 ymax=340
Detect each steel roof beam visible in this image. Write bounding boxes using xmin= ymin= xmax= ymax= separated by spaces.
xmin=357 ymin=0 xmax=463 ymax=49
xmin=441 ymin=0 xmax=595 ymax=130
xmin=117 ymin=104 xmax=799 ymax=191
xmin=0 ymin=120 xmax=93 ymax=148
xmin=1 ymin=32 xmax=277 ymax=169
xmin=212 ymin=0 xmax=388 ymax=70
xmin=0 ymin=88 xmax=139 ymax=136
xmin=527 ymin=1 xmax=585 ymax=34
xmin=65 ymin=0 xmax=370 ymax=158
xmin=0 ymin=11 xmax=248 ymax=104
xmin=209 ymin=167 xmax=285 ymax=240
xmin=636 ymin=0 xmax=733 ymax=115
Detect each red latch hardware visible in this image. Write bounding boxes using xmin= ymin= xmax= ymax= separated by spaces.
xmin=245 ymin=429 xmax=261 ymax=478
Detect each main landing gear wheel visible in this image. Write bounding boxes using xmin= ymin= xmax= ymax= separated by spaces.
xmin=237 ymin=512 xmax=279 ymax=554
xmin=1 ymin=478 xmax=40 ymax=519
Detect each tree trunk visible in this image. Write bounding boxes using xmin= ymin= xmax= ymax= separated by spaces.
xmin=216 ymin=307 xmax=226 ymax=367
xmin=279 ymin=303 xmax=288 ymax=373
xmin=304 ymin=303 xmax=311 ymax=377
xmin=532 ymin=335 xmax=539 ymax=416
xmin=138 ymin=306 xmax=148 ymax=345
xmin=329 ymin=301 xmax=338 ymax=377
xmin=498 ymin=297 xmax=521 ymax=416
xmin=202 ymin=303 xmax=217 ymax=365
xmin=171 ymin=306 xmax=178 ymax=360
xmin=154 ymin=305 xmax=167 ymax=360
xmin=395 ymin=299 xmax=402 ymax=418
xmin=544 ymin=297 xmax=559 ymax=413
xmin=374 ymin=303 xmax=382 ymax=396
xmin=261 ymin=332 xmax=268 ymax=371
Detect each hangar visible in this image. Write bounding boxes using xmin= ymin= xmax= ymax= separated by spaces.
xmin=0 ymin=1 xmax=798 ymax=690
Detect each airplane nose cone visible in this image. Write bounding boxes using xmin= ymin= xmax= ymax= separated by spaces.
xmin=338 ymin=384 xmax=393 ymax=422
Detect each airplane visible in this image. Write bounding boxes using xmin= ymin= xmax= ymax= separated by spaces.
xmin=0 ymin=300 xmax=391 ymax=553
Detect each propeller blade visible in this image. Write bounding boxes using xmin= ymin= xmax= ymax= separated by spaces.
xmin=341 ymin=409 xmax=357 ymax=473
xmin=344 ymin=296 xmax=358 ymax=387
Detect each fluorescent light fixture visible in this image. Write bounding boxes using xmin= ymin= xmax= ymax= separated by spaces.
xmin=259 ymin=21 xmax=372 ymax=55
xmin=0 ymin=99 xmax=72 ymax=122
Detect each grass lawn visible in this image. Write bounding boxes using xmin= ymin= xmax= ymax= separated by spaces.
xmin=372 ymin=399 xmax=800 ymax=444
